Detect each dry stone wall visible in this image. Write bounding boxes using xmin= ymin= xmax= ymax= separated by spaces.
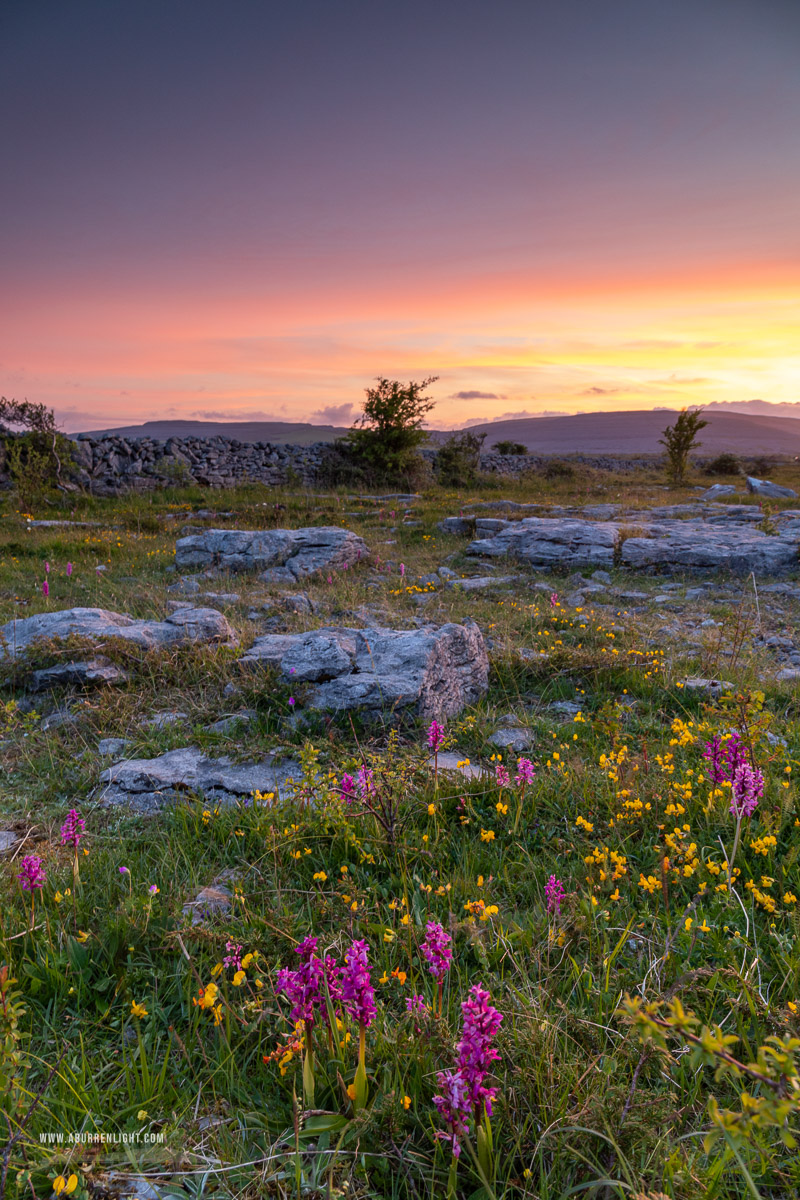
xmin=65 ymin=434 xmax=771 ymax=494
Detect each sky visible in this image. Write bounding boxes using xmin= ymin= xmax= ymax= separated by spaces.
xmin=1 ymin=0 xmax=799 ymax=433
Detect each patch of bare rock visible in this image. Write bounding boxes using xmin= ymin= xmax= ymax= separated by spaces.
xmin=463 ymin=512 xmax=800 ymax=575
xmin=174 ymin=526 xmax=369 ymax=581
xmin=0 ymin=607 xmax=237 ymax=662
xmin=97 ymin=747 xmax=301 ymax=813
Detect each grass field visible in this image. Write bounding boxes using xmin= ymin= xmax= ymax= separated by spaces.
xmin=1 ymin=464 xmax=799 ymax=1200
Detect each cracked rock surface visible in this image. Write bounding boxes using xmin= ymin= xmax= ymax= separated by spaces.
xmin=0 ymin=606 xmax=237 ymax=660
xmin=97 ymin=747 xmax=301 ymax=813
xmin=240 ymin=620 xmax=489 ymax=721
xmin=466 ymin=515 xmax=800 ymax=574
xmin=174 ymin=526 xmax=369 ymax=581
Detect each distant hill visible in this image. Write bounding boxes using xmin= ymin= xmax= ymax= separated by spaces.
xmin=75 ymin=419 xmax=349 ymax=445
xmin=74 ymin=409 xmax=800 ymax=456
xmin=437 ymin=409 xmax=800 ymax=456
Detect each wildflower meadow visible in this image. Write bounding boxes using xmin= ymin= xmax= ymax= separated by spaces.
xmin=0 ymin=466 xmax=799 ymax=1199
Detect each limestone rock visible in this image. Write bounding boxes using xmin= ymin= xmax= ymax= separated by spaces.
xmin=174 ymin=526 xmax=369 ymax=580
xmin=746 ymin=476 xmax=797 ymax=500
xmin=468 ymin=517 xmax=618 ymax=569
xmin=0 ymin=607 xmax=237 ymax=660
xmin=620 ymin=523 xmax=798 ymax=574
xmin=97 ymin=737 xmax=129 ymax=756
xmin=240 ymin=620 xmax=489 ymax=721
xmin=0 ymin=830 xmax=21 ymax=854
xmin=467 ymin=514 xmax=800 ymax=575
xmin=701 ymin=484 xmax=739 ymax=500
xmin=98 ymin=747 xmax=301 ymax=812
xmin=681 ymin=677 xmax=733 ymax=696
xmin=28 ymin=658 xmax=128 ymax=691
xmin=437 ymin=516 xmax=476 ymax=536
xmin=446 ymin=575 xmax=517 ymax=591
xmin=206 ymin=710 xmax=257 ymax=733
xmin=487 ymin=726 xmax=535 ymax=753
xmin=429 ymin=751 xmax=485 ymax=780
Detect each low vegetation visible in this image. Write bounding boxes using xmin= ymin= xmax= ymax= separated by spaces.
xmin=0 ymin=459 xmax=799 ymax=1199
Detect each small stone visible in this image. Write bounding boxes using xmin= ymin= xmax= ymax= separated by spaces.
xmin=277 ymin=592 xmax=314 ymax=614
xmin=206 ymin=711 xmax=257 ymax=734
xmin=0 ymin=830 xmax=21 ymax=853
xmin=97 ymin=737 xmax=129 ymax=756
xmin=40 ymin=709 xmax=80 ymax=732
xmin=143 ymin=712 xmax=188 ymax=730
xmin=167 ymin=576 xmax=201 ymax=595
xmin=428 ymin=751 xmax=484 ymax=780
xmin=776 ymin=667 xmax=800 ymax=682
xmin=681 ymin=677 xmax=733 ymax=694
xmin=105 ymin=1174 xmax=162 ymax=1200
xmin=487 ymin=727 xmax=535 ymax=753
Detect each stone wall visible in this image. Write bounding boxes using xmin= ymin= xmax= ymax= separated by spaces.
xmin=60 ymin=433 xmax=769 ymax=494
xmin=70 ymin=434 xmax=332 ymax=495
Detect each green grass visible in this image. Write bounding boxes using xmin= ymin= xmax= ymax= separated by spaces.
xmin=0 ymin=468 xmax=799 ymax=1199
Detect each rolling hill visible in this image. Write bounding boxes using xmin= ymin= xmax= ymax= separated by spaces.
xmin=442 ymin=409 xmax=800 ymax=456
xmin=75 ymin=409 xmax=800 ymax=456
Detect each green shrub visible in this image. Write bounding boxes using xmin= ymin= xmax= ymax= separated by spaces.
xmin=321 ymin=376 xmax=438 ymax=488
xmin=0 ymin=396 xmax=74 ymax=508
xmin=703 ymin=452 xmax=742 ymax=476
xmin=543 ymin=458 xmax=575 ymax=479
xmin=435 ymin=430 xmax=486 ymax=485
xmin=492 ymin=440 xmax=527 ymax=455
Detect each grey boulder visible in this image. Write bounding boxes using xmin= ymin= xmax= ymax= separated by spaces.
xmin=98 ymin=746 xmax=301 ymax=812
xmin=240 ymin=620 xmax=489 ymax=721
xmin=174 ymin=526 xmax=369 ymax=581
xmin=746 ymin=476 xmax=797 ymax=500
xmin=0 ymin=606 xmax=237 ymax=660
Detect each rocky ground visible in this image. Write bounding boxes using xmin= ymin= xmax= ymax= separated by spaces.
xmin=0 ymin=466 xmax=799 ymax=1199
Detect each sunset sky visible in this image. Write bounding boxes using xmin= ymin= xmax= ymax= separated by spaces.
xmin=2 ymin=0 xmax=799 ymax=432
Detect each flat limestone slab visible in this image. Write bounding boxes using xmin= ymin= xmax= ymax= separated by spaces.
xmin=240 ymin=620 xmax=489 ymax=721
xmin=467 ymin=516 xmax=800 ymax=575
xmin=174 ymin=526 xmax=369 ymax=581
xmin=98 ymin=747 xmax=301 ymax=813
xmin=0 ymin=607 xmax=237 ymax=660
